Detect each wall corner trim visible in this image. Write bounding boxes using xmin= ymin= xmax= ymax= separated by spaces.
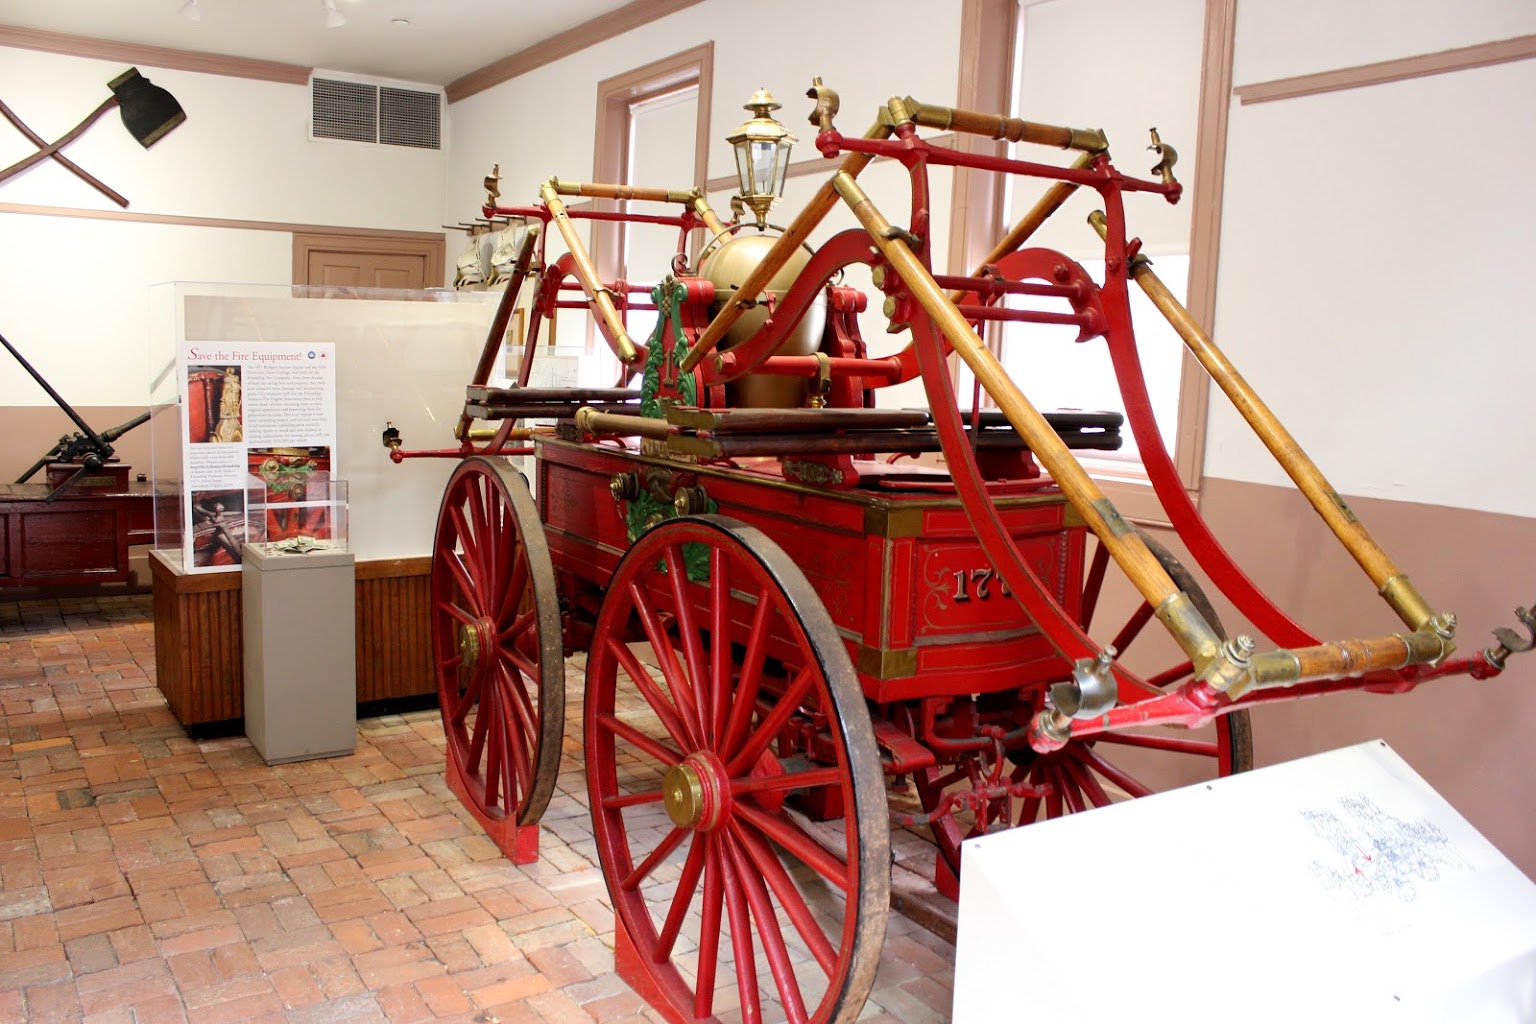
xmin=1234 ymin=33 xmax=1536 ymax=105
xmin=0 ymin=23 xmax=312 ymax=85
xmin=445 ymin=0 xmax=707 ymax=103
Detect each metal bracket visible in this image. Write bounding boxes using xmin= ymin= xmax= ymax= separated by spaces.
xmin=1484 ymin=602 xmax=1536 ymax=670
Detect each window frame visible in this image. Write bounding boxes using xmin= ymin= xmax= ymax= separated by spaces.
xmin=591 ymin=43 xmax=714 ymax=291
xmin=952 ymin=0 xmax=1236 ymax=523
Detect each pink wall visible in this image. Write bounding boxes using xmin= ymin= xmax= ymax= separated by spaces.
xmin=1130 ymin=478 xmax=1536 ymax=877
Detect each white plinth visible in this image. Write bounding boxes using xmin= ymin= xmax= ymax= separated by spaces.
xmin=241 ymin=544 xmax=356 ymax=765
xmin=953 ymin=740 xmax=1536 ymax=1023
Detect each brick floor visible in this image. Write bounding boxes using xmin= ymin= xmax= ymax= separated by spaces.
xmin=0 ymin=597 xmax=957 ymax=1023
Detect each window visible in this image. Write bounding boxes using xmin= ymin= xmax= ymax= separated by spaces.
xmin=954 ymin=0 xmax=1236 ymax=518
xmin=583 ymin=44 xmax=713 ymax=381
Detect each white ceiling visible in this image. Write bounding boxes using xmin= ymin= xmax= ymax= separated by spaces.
xmin=1 ymin=0 xmax=639 ymax=86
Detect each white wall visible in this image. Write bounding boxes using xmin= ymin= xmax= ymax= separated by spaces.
xmin=446 ymin=0 xmax=961 ymax=225
xmin=1205 ymin=1 xmax=1536 ymax=517
xmin=0 ymin=46 xmax=448 ymax=408
xmin=446 ymin=0 xmax=963 ymax=408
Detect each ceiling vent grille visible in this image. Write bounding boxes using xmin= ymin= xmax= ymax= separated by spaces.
xmin=311 ymin=75 xmax=442 ymax=150
xmin=379 ymin=87 xmax=441 ymax=149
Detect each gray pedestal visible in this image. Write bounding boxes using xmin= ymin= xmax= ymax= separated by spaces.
xmin=242 ymin=544 xmax=356 ymax=764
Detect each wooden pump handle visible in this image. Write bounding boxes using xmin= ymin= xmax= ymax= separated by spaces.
xmin=539 ymin=181 xmax=639 ymax=364
xmin=1086 ymin=210 xmax=1439 ymax=632
xmin=903 ymin=97 xmax=1106 ymax=153
xmin=551 ymin=179 xmax=699 ymax=205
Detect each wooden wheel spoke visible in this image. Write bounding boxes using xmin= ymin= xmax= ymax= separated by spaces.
xmin=708 ymin=549 xmax=732 ymax=746
xmin=1016 ymin=767 xmax=1043 ymax=826
xmin=1109 ymin=601 xmax=1156 ymax=655
xmin=1072 ymin=744 xmax=1154 ymax=799
xmin=440 ymin=554 xmax=484 ymax=618
xmin=495 ymin=665 xmax=533 ymax=799
xmin=693 ymin=836 xmax=725 ymax=1019
xmin=498 ymin=608 xmax=537 ymax=643
xmin=1145 ymin=660 xmax=1196 ymax=689
xmin=664 ymin=546 xmax=711 ymax=734
xmin=628 ymin=582 xmax=706 ymax=748
xmin=719 ymin=845 xmax=762 ymax=1023
xmin=1043 ymin=764 xmax=1065 ymax=820
xmin=497 ymin=543 xmax=528 ymax=624
xmin=447 ymin=505 xmax=487 ymax=595
xmin=733 ymin=802 xmax=850 ymax=895
xmin=719 ymin=590 xmax=773 ymax=758
xmin=447 ymin=672 xmax=482 ymax=726
xmin=653 ymin=832 xmax=705 ymax=959
xmin=600 ymin=789 xmax=665 ymax=810
xmin=503 ymin=648 xmax=542 ymax=708
xmin=464 ymin=479 xmax=490 ymax=574
xmin=609 ymin=639 xmax=693 ymax=753
xmin=730 ymin=820 xmax=838 ymax=978
xmin=594 ymin=712 xmax=682 ymax=767
xmin=1056 ymin=760 xmax=1087 ymax=813
xmin=1060 ymin=753 xmax=1114 ymax=808
xmin=722 ymin=829 xmax=810 ymax=1024
xmin=465 ymin=693 xmax=491 ymax=769
xmin=1079 ymin=542 xmax=1111 ymax=630
xmin=483 ymin=692 xmax=504 ymax=809
xmin=731 ymin=766 xmax=842 ymax=797
xmin=1094 ymin=731 xmax=1219 ymax=758
xmin=725 ymin=666 xmax=816 ymax=777
xmin=620 ymin=825 xmax=687 ymax=892
xmin=436 ymin=598 xmax=478 ymax=630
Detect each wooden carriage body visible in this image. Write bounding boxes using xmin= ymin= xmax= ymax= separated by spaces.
xmin=539 ymin=437 xmax=1083 ymax=705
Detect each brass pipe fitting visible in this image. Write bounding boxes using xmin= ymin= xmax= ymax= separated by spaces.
xmin=1155 ymin=592 xmax=1227 ymax=676
xmin=575 ymin=407 xmax=671 ymax=440
xmin=1379 ymin=575 xmax=1435 ymax=632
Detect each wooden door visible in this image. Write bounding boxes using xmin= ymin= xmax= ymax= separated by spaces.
xmin=292 ymin=232 xmax=446 ymax=290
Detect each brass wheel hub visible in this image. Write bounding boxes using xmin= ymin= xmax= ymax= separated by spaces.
xmin=457 ymin=618 xmax=495 ymax=672
xmin=662 ymin=753 xmax=729 ymax=831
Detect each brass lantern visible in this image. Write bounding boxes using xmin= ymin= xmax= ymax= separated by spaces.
xmin=726 ymin=89 xmax=795 ymax=229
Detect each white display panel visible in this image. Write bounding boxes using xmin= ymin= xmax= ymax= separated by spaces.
xmin=149 ymin=283 xmax=495 ymax=565
xmin=953 ymin=740 xmax=1536 ymax=1023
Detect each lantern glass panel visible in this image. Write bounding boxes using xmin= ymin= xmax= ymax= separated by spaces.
xmin=734 ymin=144 xmax=751 ymax=196
xmin=771 ymin=140 xmax=792 ymax=196
xmin=750 ymin=140 xmax=777 ymax=196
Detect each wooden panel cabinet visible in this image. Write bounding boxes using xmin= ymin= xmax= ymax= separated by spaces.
xmin=0 ymin=483 xmax=153 ymax=588
xmin=150 ymin=550 xmax=434 ymax=733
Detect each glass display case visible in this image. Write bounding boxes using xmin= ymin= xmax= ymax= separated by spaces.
xmin=148 ymin=282 xmax=500 ymax=574
xmin=244 ymin=469 xmax=349 ymax=556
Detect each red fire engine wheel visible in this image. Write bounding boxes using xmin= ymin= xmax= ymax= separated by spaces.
xmin=430 ymin=457 xmax=564 ymax=856
xmin=917 ymin=532 xmax=1252 ymax=877
xmin=585 ymin=516 xmax=889 ymax=1024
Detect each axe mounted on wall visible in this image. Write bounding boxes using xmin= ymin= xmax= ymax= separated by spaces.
xmin=0 ymin=66 xmax=186 ymax=208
